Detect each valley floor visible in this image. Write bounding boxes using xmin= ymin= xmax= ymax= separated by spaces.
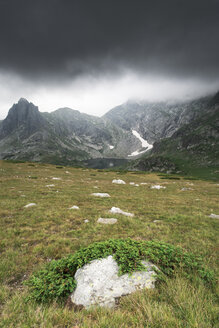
xmin=0 ymin=160 xmax=218 ymax=327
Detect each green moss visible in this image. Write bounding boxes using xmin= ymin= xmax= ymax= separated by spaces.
xmin=25 ymin=239 xmax=215 ymax=304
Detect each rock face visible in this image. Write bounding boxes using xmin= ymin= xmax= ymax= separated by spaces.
xmin=0 ymin=99 xmax=140 ymax=164
xmin=71 ymin=255 xmax=157 ymax=308
xmin=129 ymin=94 xmax=219 ymax=173
xmin=104 ymin=96 xmax=213 ymax=144
xmin=0 ymin=91 xmax=218 ymax=170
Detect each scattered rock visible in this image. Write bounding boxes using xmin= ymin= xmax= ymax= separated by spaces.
xmin=46 ymin=184 xmax=55 ymax=187
xmin=24 ymin=203 xmax=36 ymax=208
xmin=153 ymin=220 xmax=161 ymax=223
xmin=71 ymin=255 xmax=158 ymax=308
xmin=91 ymin=193 xmax=110 ymax=197
xmin=129 ymin=182 xmax=139 ymax=186
xmin=97 ymin=218 xmax=117 ymax=224
xmin=52 ymin=177 xmax=61 ymax=180
xmin=109 ymin=207 xmax=134 ymax=217
xmin=84 ymin=219 xmax=89 ymax=223
xmin=140 ymin=182 xmax=148 ymax=185
xmin=151 ymin=185 xmax=166 ymax=190
xmin=209 ymin=213 xmax=219 ymax=219
xmin=112 ymin=179 xmax=126 ymax=184
xmin=69 ymin=205 xmax=79 ymax=210
xmin=181 ymin=187 xmax=193 ymax=191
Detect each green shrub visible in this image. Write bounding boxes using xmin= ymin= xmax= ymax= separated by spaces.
xmin=25 ymin=239 xmax=215 ymax=304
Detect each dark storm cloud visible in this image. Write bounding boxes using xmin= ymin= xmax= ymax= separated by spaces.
xmin=0 ymin=0 xmax=219 ymax=79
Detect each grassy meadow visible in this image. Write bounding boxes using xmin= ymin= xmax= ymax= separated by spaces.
xmin=0 ymin=160 xmax=218 ymax=327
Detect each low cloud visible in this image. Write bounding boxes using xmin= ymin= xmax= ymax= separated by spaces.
xmin=0 ymin=69 xmax=218 ymax=119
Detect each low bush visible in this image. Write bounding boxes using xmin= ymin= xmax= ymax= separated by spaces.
xmin=25 ymin=239 xmax=215 ymax=304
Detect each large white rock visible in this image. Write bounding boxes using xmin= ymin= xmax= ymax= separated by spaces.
xmin=71 ymin=255 xmax=157 ymax=308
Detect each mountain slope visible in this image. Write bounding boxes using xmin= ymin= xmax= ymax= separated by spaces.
xmin=130 ymin=93 xmax=219 ymax=177
xmin=0 ymin=99 xmax=140 ymax=164
xmin=104 ymin=96 xmax=212 ymax=144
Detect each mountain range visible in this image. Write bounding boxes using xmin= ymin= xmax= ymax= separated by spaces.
xmin=0 ymin=92 xmax=218 ymax=175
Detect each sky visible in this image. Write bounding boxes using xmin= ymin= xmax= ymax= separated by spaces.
xmin=0 ymin=0 xmax=219 ymax=119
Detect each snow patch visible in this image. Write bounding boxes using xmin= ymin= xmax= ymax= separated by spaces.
xmin=128 ymin=130 xmax=153 ymax=157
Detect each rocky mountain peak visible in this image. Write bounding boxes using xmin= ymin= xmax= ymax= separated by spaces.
xmin=0 ymin=98 xmax=44 ymax=138
xmin=18 ymin=97 xmax=29 ymax=104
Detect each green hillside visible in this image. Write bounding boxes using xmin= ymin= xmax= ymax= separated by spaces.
xmin=0 ymin=160 xmax=218 ymax=327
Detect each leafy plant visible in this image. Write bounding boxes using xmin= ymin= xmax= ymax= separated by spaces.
xmin=25 ymin=239 xmax=215 ymax=304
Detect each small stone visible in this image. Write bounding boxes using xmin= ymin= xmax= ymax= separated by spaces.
xmin=209 ymin=213 xmax=219 ymax=219
xmin=69 ymin=205 xmax=79 ymax=210
xmin=151 ymin=185 xmax=166 ymax=190
xmin=84 ymin=219 xmax=89 ymax=223
xmin=24 ymin=203 xmax=36 ymax=208
xmin=97 ymin=218 xmax=118 ymax=224
xmin=129 ymin=182 xmax=139 ymax=186
xmin=91 ymin=193 xmax=110 ymax=197
xmin=109 ymin=207 xmax=134 ymax=217
xmin=112 ymin=179 xmax=126 ymax=184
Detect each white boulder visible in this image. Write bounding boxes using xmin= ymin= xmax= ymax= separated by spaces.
xmin=71 ymin=255 xmax=157 ymax=308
